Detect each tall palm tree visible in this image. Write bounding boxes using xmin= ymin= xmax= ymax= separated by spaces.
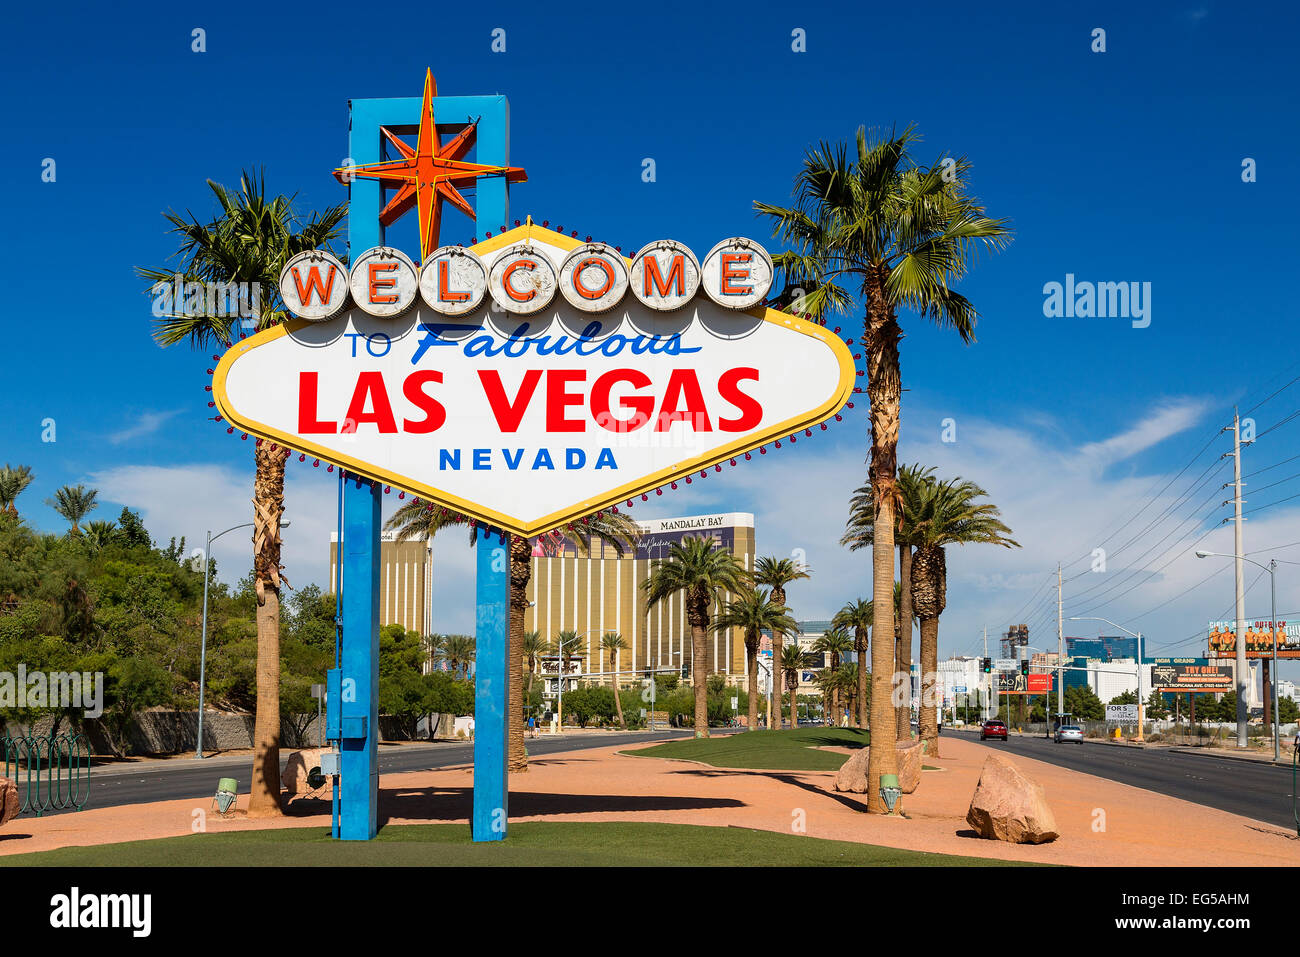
xmin=712 ymin=589 xmax=797 ymax=731
xmin=837 ymin=662 xmax=863 ymax=723
xmin=424 ymin=633 xmax=448 ymax=673
xmin=831 ymin=599 xmax=872 ymax=727
xmin=0 ymin=465 xmax=35 ymax=517
xmin=812 ymin=627 xmax=853 ymax=726
xmin=909 ymin=474 xmax=1019 ymax=757
xmin=386 ymin=503 xmax=639 ymax=770
xmin=643 ymin=537 xmax=749 ymax=737
xmin=138 ymin=170 xmax=346 ymax=818
xmin=46 ymin=484 xmax=99 ymax=535
xmin=753 ymin=556 xmax=810 ymax=728
xmin=600 ymin=632 xmax=629 ymax=728
xmin=441 ymin=634 xmax=477 ymax=679
xmin=845 ymin=463 xmax=933 ymax=738
xmin=758 ymin=127 xmax=1010 ymax=811
xmin=780 ymin=642 xmax=810 ymax=730
xmin=522 ymin=630 xmax=545 ymax=698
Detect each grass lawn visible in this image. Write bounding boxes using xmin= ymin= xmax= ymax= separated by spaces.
xmin=624 ymin=727 xmax=872 ymax=770
xmin=1 ymin=821 xmax=1028 ymax=867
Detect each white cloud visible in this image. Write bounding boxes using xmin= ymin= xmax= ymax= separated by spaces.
xmin=107 ymin=409 xmax=183 ymax=445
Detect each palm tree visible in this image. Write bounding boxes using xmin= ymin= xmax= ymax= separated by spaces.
xmin=0 ymin=465 xmax=35 ymax=517
xmin=600 ymin=632 xmax=629 ymax=728
xmin=780 ymin=642 xmax=810 ymax=730
xmin=711 ymin=589 xmax=798 ymax=731
xmin=837 ymin=662 xmax=863 ymax=722
xmin=441 ymin=634 xmax=477 ymax=679
xmin=832 ymin=599 xmax=872 ymax=727
xmin=138 ymin=169 xmax=347 ymax=818
xmin=83 ymin=520 xmax=119 ymax=555
xmin=522 ymin=630 xmax=546 ymax=697
xmin=643 ymin=537 xmax=749 ymax=737
xmin=424 ymin=633 xmax=448 ymax=673
xmin=909 ymin=474 xmax=1019 ymax=757
xmin=753 ymin=556 xmax=810 ymax=728
xmin=46 ymin=484 xmax=98 ymax=535
xmin=758 ymin=127 xmax=1010 ymax=811
xmin=386 ymin=503 xmax=640 ymax=771
xmin=845 ymin=463 xmax=933 ymax=738
xmin=812 ymin=628 xmax=853 ymax=726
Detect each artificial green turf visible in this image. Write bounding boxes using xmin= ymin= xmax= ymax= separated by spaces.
xmin=1 ymin=821 xmax=1028 ymax=867
xmin=624 ymin=727 xmax=871 ymax=770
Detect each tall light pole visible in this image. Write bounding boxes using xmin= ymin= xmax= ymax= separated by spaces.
xmin=195 ymin=520 xmax=287 ymax=759
xmin=1067 ymin=616 xmax=1145 ymax=742
xmin=1196 ymin=550 xmax=1280 ymax=761
xmin=554 ymin=629 xmax=593 ymax=733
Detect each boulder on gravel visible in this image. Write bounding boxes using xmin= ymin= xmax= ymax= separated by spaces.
xmin=282 ymin=748 xmax=327 ymax=796
xmin=965 ymin=753 xmax=1059 ymax=844
xmin=0 ymin=776 xmax=19 ymax=827
xmin=834 ymin=739 xmax=924 ymax=794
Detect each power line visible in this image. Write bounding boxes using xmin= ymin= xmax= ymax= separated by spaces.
xmin=1256 ymin=408 xmax=1300 ymax=440
xmin=1242 ymin=452 xmax=1300 ymax=480
xmin=1243 ymin=490 xmax=1300 ymax=517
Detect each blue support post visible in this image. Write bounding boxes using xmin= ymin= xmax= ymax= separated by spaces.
xmin=473 ymin=529 xmax=510 ymax=841
xmin=340 ymin=88 xmax=512 ymax=841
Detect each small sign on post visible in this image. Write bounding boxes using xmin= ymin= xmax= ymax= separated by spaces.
xmin=1105 ymin=704 xmax=1139 ymax=724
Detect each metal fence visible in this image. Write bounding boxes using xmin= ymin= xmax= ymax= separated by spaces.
xmin=2 ymin=732 xmax=90 ymax=816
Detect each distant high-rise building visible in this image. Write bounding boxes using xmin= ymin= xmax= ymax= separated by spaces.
xmin=328 ymin=531 xmax=433 ymax=637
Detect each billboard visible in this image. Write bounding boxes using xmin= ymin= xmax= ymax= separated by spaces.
xmin=1149 ymin=658 xmax=1233 ymax=693
xmin=1207 ymin=620 xmax=1300 ymax=659
xmin=997 ymin=673 xmax=1055 ymax=695
xmin=214 ymin=225 xmax=855 ymax=537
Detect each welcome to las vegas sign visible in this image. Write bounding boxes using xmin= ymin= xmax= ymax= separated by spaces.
xmin=212 ymin=221 xmax=855 ymax=538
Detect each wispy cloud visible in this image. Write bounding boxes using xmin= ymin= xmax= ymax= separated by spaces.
xmin=107 ymin=409 xmax=183 ymax=445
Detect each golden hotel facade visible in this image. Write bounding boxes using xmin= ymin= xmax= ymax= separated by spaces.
xmin=524 ymin=512 xmax=756 ymax=687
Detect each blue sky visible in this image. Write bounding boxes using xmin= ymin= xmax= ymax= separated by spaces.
xmin=2 ymin=1 xmax=1298 ymax=677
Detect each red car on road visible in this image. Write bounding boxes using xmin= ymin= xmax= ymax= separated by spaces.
xmin=979 ymin=719 xmax=1008 ymax=741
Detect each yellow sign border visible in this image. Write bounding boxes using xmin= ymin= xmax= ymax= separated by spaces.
xmin=213 ymin=223 xmax=857 ymax=538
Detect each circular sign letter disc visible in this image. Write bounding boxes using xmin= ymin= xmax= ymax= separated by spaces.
xmin=629 ymin=240 xmax=700 ymax=312
xmin=419 ymin=246 xmax=488 ymax=316
xmin=488 ymin=243 xmax=557 ymax=315
xmin=280 ymin=250 xmax=349 ymax=321
xmin=701 ymin=237 xmax=773 ymax=310
xmin=558 ymin=243 xmax=628 ymax=313
xmin=349 ymin=247 xmax=419 ymax=317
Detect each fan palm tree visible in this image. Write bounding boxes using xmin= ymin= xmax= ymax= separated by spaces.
xmin=910 ymin=474 xmax=1019 ymax=757
xmin=441 ymin=634 xmax=477 ymax=679
xmin=522 ymin=630 xmax=546 ymax=697
xmin=137 ymin=170 xmax=346 ymax=818
xmin=386 ymin=502 xmax=640 ymax=770
xmin=643 ymin=537 xmax=749 ymax=737
xmin=779 ymin=642 xmax=810 ymax=730
xmin=837 ymin=662 xmax=863 ymax=722
xmin=845 ymin=463 xmax=933 ymax=738
xmin=711 ymin=589 xmax=798 ymax=731
xmin=759 ymin=128 xmax=1010 ymax=811
xmin=46 ymin=484 xmax=99 ymax=535
xmin=753 ymin=556 xmax=810 ymax=728
xmin=831 ymin=599 xmax=872 ymax=727
xmin=812 ymin=628 xmax=853 ymax=726
xmin=83 ymin=520 xmax=119 ymax=555
xmin=600 ymin=632 xmax=629 ymax=728
xmin=0 ymin=465 xmax=35 ymax=517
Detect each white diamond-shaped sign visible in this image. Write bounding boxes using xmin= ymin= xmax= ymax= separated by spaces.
xmin=213 ymin=223 xmax=855 ymax=537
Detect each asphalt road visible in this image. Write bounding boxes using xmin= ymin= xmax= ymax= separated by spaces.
xmin=69 ymin=729 xmax=694 ymax=815
xmin=950 ymin=729 xmax=1300 ymax=831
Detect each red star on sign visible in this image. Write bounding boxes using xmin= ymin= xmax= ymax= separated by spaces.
xmin=334 ymin=69 xmax=527 ymax=259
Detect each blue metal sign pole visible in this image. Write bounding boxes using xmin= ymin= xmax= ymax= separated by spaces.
xmin=340 ymin=90 xmax=512 ymax=841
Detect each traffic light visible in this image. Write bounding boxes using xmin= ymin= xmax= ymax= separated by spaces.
xmin=1021 ymin=660 xmax=1030 ymax=676
xmin=981 ymin=657 xmax=991 ymax=673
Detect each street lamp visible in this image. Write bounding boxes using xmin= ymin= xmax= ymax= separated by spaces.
xmin=553 ymin=629 xmax=593 ymax=733
xmin=196 ymin=519 xmax=288 ymax=759
xmin=1196 ymin=549 xmax=1281 ymax=761
xmin=1066 ymin=616 xmax=1146 ymax=742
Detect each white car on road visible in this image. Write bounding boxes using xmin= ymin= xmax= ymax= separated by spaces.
xmin=1054 ymin=724 xmax=1083 ymax=743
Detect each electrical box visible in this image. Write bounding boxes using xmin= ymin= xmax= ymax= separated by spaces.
xmin=319 ymin=751 xmax=340 ymax=776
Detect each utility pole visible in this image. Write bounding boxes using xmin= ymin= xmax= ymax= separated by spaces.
xmin=982 ymin=626 xmax=988 ymax=720
xmin=1057 ymin=563 xmax=1064 ymax=727
xmin=1229 ymin=409 xmax=1248 ymax=748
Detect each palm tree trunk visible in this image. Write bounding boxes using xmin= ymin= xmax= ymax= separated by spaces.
xmin=896 ymin=544 xmax=913 ymax=739
xmin=508 ymin=534 xmax=531 ymax=771
xmin=788 ymin=675 xmax=797 ymax=730
xmin=691 ymin=622 xmax=709 ymax=738
xmin=856 ymin=629 xmax=868 ymax=728
xmin=248 ymin=445 xmax=288 ymax=818
xmin=613 ymin=654 xmax=626 ymax=728
xmin=771 ymin=633 xmax=785 ymax=729
xmin=865 ymin=278 xmax=902 ymax=814
xmin=747 ymin=641 xmax=759 ymax=731
xmin=920 ymin=614 xmax=941 ymax=758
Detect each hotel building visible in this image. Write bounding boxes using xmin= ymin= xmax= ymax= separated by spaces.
xmin=328 ymin=531 xmax=433 ymax=637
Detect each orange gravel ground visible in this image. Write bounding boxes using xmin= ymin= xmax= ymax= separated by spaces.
xmin=0 ymin=735 xmax=1294 ymax=865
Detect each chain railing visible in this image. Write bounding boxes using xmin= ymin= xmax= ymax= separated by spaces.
xmin=2 ymin=731 xmax=91 ymax=816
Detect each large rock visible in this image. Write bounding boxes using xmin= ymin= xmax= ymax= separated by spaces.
xmin=833 ymin=739 xmax=923 ymax=794
xmin=282 ymin=748 xmax=327 ymax=796
xmin=965 ymin=753 xmax=1059 ymax=844
xmin=0 ymin=776 xmax=19 ymax=826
